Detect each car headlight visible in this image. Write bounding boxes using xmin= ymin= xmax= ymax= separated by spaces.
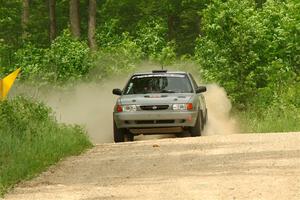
xmin=172 ymin=103 xmax=193 ymax=111
xmin=122 ymin=105 xmax=137 ymax=112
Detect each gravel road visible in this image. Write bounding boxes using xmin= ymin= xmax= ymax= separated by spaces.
xmin=3 ymin=132 xmax=300 ymax=200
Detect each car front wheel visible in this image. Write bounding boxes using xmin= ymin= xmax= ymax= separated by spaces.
xmin=113 ymin=121 xmax=134 ymax=142
xmin=127 ymin=133 xmax=134 ymax=142
xmin=113 ymin=121 xmax=126 ymax=142
xmin=189 ymin=112 xmax=202 ymax=137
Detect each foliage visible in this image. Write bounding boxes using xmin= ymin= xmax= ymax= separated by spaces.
xmin=91 ymin=32 xmax=142 ymax=80
xmin=133 ymin=17 xmax=177 ymax=66
xmin=164 ymin=0 xmax=210 ymax=55
xmin=236 ymin=81 xmax=300 ymax=132
xmin=8 ymin=28 xmax=143 ymax=84
xmin=1 ymin=0 xmax=300 ymax=197
xmin=0 ymin=97 xmax=92 ymax=196
xmin=14 ymin=30 xmax=92 ymax=84
xmin=135 ymin=17 xmax=168 ymax=59
xmin=0 ymin=0 xmax=22 ymax=68
xmin=237 ymin=106 xmax=300 ymax=133
xmin=95 ymin=19 xmax=124 ymax=48
xmin=0 ymin=0 xmax=211 ymax=72
xmin=0 ymin=39 xmax=8 ymax=73
xmin=13 ymin=43 xmax=46 ymax=81
xmin=0 ymin=0 xmax=299 ymax=136
xmin=46 ymin=30 xmax=91 ymax=82
xmin=157 ymin=42 xmax=177 ymax=67
xmin=100 ymin=0 xmax=142 ymax=34
xmin=26 ymin=0 xmax=50 ymax=46
xmin=99 ymin=0 xmax=209 ymax=55
xmin=195 ymin=0 xmax=300 ymax=105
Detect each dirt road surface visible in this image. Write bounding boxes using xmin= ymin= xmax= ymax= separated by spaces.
xmin=3 ymin=132 xmax=300 ymax=200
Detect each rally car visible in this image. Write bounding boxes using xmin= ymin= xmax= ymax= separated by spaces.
xmin=112 ymin=70 xmax=207 ymax=142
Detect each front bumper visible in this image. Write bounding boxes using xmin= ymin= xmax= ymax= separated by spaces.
xmin=113 ymin=110 xmax=198 ymax=129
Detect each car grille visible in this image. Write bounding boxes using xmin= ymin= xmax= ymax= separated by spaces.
xmin=140 ymin=105 xmax=169 ymax=111
xmin=135 ymin=120 xmax=175 ymax=124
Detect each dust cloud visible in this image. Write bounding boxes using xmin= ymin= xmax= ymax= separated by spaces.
xmin=12 ymin=76 xmax=128 ymax=144
xmin=13 ymin=64 xmax=238 ymax=144
xmin=41 ymin=78 xmax=128 ymax=144
xmin=203 ymin=84 xmax=238 ymax=135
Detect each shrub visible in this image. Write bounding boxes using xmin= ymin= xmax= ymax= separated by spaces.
xmin=13 ymin=43 xmax=46 ymax=81
xmin=0 ymin=97 xmax=92 ymax=196
xmin=195 ymin=0 xmax=300 ymax=105
xmin=46 ymin=30 xmax=91 ymax=82
xmin=90 ymin=32 xmax=142 ymax=80
xmin=237 ymin=105 xmax=300 ymax=133
xmin=14 ymin=30 xmax=92 ymax=84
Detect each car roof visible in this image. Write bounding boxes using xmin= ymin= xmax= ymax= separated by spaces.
xmin=133 ymin=70 xmax=188 ymax=76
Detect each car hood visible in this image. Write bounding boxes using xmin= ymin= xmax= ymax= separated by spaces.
xmin=119 ymin=93 xmax=193 ymax=105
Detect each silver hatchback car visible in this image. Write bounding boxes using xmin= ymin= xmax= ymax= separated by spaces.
xmin=112 ymin=70 xmax=207 ymax=142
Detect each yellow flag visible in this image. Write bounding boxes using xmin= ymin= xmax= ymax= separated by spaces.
xmin=0 ymin=68 xmax=21 ymax=100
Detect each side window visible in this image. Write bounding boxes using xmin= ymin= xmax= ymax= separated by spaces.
xmin=189 ymin=74 xmax=198 ymax=89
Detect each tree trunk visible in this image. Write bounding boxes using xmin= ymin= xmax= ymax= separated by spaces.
xmin=167 ymin=15 xmax=175 ymax=41
xmin=69 ymin=0 xmax=80 ymax=38
xmin=88 ymin=0 xmax=97 ymax=51
xmin=21 ymin=0 xmax=30 ymax=39
xmin=49 ymin=0 xmax=57 ymax=42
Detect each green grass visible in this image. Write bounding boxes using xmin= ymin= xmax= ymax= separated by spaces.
xmin=235 ymin=106 xmax=300 ymax=133
xmin=0 ymin=97 xmax=92 ymax=196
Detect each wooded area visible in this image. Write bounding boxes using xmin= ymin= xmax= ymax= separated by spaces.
xmin=0 ymin=0 xmax=299 ymax=107
xmin=0 ymin=1 xmax=299 ymax=195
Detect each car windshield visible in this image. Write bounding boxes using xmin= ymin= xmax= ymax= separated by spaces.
xmin=124 ymin=74 xmax=193 ymax=95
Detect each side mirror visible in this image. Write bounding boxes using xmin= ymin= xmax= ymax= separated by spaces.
xmin=195 ymin=86 xmax=207 ymax=93
xmin=112 ymin=88 xmax=122 ymax=96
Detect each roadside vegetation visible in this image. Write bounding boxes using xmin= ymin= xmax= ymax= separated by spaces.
xmin=194 ymin=0 xmax=300 ymax=132
xmin=0 ymin=1 xmax=299 ymax=130
xmin=0 ymin=97 xmax=92 ymax=196
xmin=0 ymin=0 xmax=299 ymax=195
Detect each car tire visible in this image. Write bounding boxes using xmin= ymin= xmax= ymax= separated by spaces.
xmin=200 ymin=110 xmax=205 ymax=130
xmin=127 ymin=133 xmax=134 ymax=142
xmin=113 ymin=121 xmax=126 ymax=143
xmin=190 ymin=111 xmax=202 ymax=137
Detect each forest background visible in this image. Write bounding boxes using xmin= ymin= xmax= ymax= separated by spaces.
xmin=1 ymin=0 xmax=299 ymax=127
xmin=0 ymin=0 xmax=299 ymax=195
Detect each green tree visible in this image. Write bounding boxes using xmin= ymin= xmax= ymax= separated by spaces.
xmin=195 ymin=0 xmax=300 ymax=105
xmin=0 ymin=0 xmax=22 ymax=67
